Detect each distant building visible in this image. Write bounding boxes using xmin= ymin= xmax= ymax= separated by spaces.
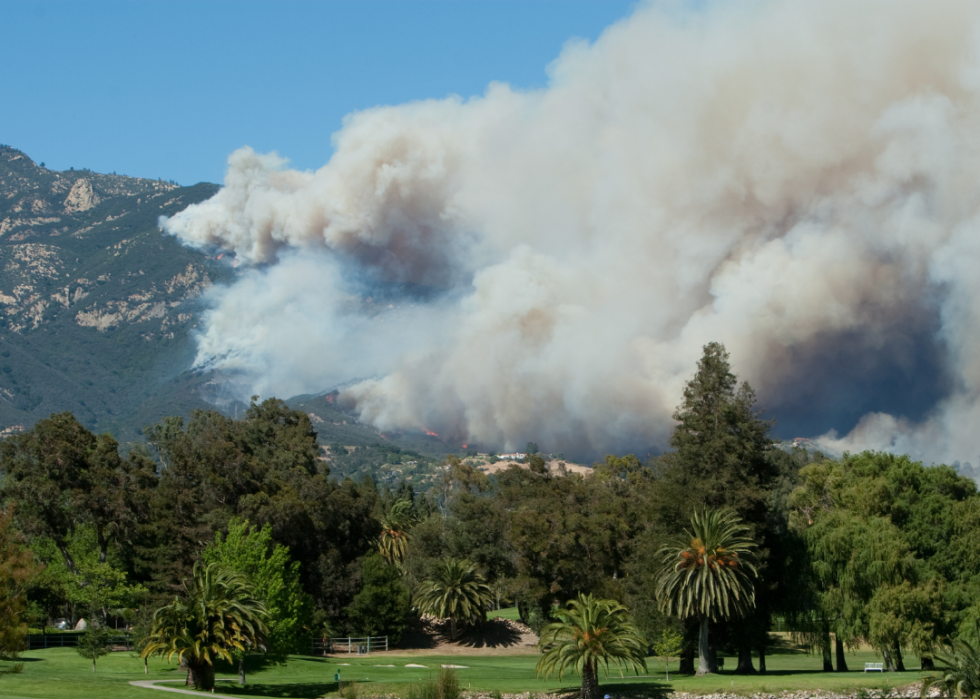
xmin=0 ymin=425 xmax=25 ymax=439
xmin=498 ymin=453 xmax=526 ymax=460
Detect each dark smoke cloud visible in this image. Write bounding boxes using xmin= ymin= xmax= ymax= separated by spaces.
xmin=162 ymin=0 xmax=980 ymax=467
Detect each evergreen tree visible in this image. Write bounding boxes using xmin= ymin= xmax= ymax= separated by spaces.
xmin=76 ymin=622 xmax=112 ymax=672
xmin=654 ymin=342 xmax=778 ymax=673
xmin=0 ymin=413 xmax=155 ymax=572
xmin=346 ymin=553 xmax=412 ymax=641
xmin=664 ymin=342 xmax=776 ymax=523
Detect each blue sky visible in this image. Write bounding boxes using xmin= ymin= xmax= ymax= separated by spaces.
xmin=1 ymin=1 xmax=638 ymax=185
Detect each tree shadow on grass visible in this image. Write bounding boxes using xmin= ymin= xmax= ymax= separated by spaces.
xmin=765 ymin=633 xmax=812 ymax=656
xmin=395 ymin=622 xmax=439 ymax=650
xmin=215 ymin=681 xmax=339 ymax=698
xmin=589 ymin=680 xmax=672 ymax=697
xmin=458 ymin=618 xmax=523 ymax=649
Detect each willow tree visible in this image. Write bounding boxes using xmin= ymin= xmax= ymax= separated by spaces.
xmin=140 ymin=562 xmax=268 ymax=691
xmin=656 ymin=509 xmax=759 ymax=675
xmin=536 ymin=594 xmax=647 ymax=699
xmin=789 ymin=457 xmax=920 ymax=671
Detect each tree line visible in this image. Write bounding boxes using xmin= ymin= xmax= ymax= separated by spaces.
xmin=1 ymin=342 xmax=979 ymax=688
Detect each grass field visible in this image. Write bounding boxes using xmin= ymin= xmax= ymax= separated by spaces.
xmin=487 ymin=607 xmax=522 ymax=621
xmin=0 ymin=642 xmax=930 ymax=699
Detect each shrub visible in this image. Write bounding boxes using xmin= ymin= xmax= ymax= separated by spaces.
xmin=340 ymin=681 xmax=360 ymax=699
xmin=404 ymin=668 xmax=461 ymax=699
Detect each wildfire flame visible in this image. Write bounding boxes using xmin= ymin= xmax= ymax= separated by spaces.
xmin=423 ymin=428 xmax=438 ymax=438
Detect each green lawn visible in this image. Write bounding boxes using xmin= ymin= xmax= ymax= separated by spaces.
xmin=0 ymin=646 xmax=930 ymax=699
xmin=487 ymin=606 xmax=522 ymax=622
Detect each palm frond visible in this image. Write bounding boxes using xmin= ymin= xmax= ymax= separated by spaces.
xmin=140 ymin=562 xmax=269 ymax=669
xmin=655 ymin=508 xmax=759 ymax=622
xmin=536 ymin=594 xmax=647 ymax=682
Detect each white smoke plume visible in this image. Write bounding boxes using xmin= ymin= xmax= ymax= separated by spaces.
xmin=163 ymin=0 xmax=980 ymax=465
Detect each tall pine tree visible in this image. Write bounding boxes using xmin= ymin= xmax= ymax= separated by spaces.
xmin=655 ymin=342 xmax=779 ymax=674
xmin=664 ymin=342 xmax=776 ymax=522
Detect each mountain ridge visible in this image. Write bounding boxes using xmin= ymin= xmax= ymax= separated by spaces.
xmin=0 ymin=145 xmax=462 ymax=470
xmin=0 ymin=144 xmax=233 ymax=440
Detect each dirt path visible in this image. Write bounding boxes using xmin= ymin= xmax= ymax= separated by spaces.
xmin=129 ymin=679 xmax=239 ymax=697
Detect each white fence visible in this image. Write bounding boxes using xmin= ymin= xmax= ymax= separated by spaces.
xmin=311 ymin=636 xmax=389 ymax=655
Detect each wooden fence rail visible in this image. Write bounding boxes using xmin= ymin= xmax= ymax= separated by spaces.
xmin=311 ymin=636 xmax=388 ymax=656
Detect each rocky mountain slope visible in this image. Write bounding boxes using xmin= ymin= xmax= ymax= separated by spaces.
xmin=0 ymin=145 xmax=464 ymax=471
xmin=0 ymin=144 xmax=235 ymax=441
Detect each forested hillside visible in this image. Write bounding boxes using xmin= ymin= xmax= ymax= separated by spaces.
xmin=0 ymin=145 xmax=234 ymax=440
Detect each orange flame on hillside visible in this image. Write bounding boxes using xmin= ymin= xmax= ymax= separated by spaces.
xmin=423 ymin=428 xmax=438 ymax=437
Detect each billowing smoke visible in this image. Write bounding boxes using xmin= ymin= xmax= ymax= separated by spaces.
xmin=163 ymin=0 xmax=980 ymax=465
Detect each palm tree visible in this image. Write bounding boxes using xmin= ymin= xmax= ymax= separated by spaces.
xmin=140 ymin=562 xmax=269 ymax=691
xmin=921 ymin=621 xmax=980 ymax=699
xmin=655 ymin=508 xmax=759 ymax=676
xmin=377 ymin=499 xmax=419 ymax=567
xmin=414 ymin=557 xmax=493 ymax=641
xmin=536 ymin=594 xmax=647 ymax=699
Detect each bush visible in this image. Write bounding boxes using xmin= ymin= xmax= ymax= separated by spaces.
xmin=345 ymin=553 xmax=412 ymax=641
xmin=340 ymin=681 xmax=360 ymax=699
xmin=75 ymin=623 xmax=111 ymax=671
xmin=406 ymin=680 xmax=439 ymax=699
xmin=438 ymin=667 xmax=461 ymax=699
xmin=404 ymin=668 xmax=461 ymax=699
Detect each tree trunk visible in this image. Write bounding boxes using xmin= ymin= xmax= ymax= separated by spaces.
xmin=517 ymin=600 xmax=529 ymax=625
xmin=450 ymin=617 xmax=457 ymax=642
xmin=882 ymin=647 xmax=895 ymax=672
xmin=56 ymin=539 xmax=80 ymax=576
xmin=96 ymin=527 xmax=108 ymax=564
xmin=821 ymin=620 xmax=833 ymax=672
xmin=680 ymin=645 xmax=695 ymax=675
xmin=893 ymin=646 xmax=905 ymax=672
xmin=736 ymin=639 xmax=756 ymax=674
xmin=758 ymin=642 xmax=767 ymax=674
xmin=835 ymin=635 xmax=848 ymax=672
xmin=920 ymin=655 xmax=935 ymax=671
xmin=144 ymin=657 xmax=148 ymax=674
xmin=582 ymin=660 xmax=600 ymax=699
xmin=696 ymin=617 xmax=712 ymax=676
xmin=187 ymin=661 xmax=215 ymax=691
xmin=239 ymin=656 xmax=246 ymax=684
